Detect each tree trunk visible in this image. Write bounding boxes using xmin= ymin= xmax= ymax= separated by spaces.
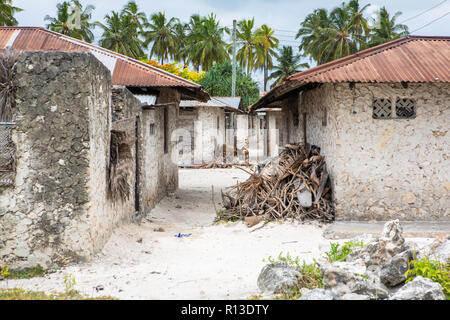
xmin=264 ymin=54 xmax=268 ymax=91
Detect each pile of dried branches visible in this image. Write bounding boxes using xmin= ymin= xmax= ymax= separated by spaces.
xmin=0 ymin=48 xmax=17 ymax=123
xmin=218 ymin=143 xmax=334 ymax=223
xmin=196 ymin=159 xmax=232 ymax=169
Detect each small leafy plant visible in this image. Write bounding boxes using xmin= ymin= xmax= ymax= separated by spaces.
xmin=0 ymin=265 xmax=10 ymax=279
xmin=264 ymin=252 xmax=323 ymax=300
xmin=405 ymin=257 xmax=449 ymax=300
xmin=216 ymin=209 xmax=224 ymax=218
xmin=63 ymin=273 xmax=77 ymax=293
xmin=324 ymin=240 xmax=364 ymax=263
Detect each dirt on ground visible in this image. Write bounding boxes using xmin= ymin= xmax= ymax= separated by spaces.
xmin=0 ymin=168 xmax=332 ymax=300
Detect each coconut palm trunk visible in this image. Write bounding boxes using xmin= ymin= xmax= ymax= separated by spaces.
xmin=264 ymin=55 xmax=268 ymax=91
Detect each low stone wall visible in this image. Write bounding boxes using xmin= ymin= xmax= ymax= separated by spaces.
xmin=0 ymin=52 xmax=134 ymax=269
xmin=296 ymin=82 xmax=450 ymax=221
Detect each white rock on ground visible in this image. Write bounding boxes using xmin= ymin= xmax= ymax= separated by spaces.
xmin=298 ymin=288 xmax=337 ymax=300
xmin=389 ymin=276 xmax=445 ymax=300
xmin=257 ymin=262 xmax=300 ymax=293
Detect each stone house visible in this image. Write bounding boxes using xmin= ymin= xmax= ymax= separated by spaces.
xmin=176 ymin=97 xmax=243 ymax=165
xmin=0 ymin=27 xmax=209 ymax=268
xmin=250 ymin=36 xmax=449 ymax=221
xmin=248 ymin=107 xmax=283 ymax=161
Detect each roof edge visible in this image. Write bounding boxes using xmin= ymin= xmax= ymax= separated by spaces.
xmin=2 ymin=26 xmax=207 ymax=92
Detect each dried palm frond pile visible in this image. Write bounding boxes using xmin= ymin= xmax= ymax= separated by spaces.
xmin=218 ymin=143 xmax=335 ymax=223
xmin=196 ymin=159 xmax=232 ymax=169
xmin=0 ymin=48 xmax=18 ymax=123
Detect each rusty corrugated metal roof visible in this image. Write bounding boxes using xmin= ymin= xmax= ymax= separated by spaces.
xmin=287 ymin=36 xmax=450 ymax=83
xmin=0 ymin=27 xmax=209 ymax=101
xmin=251 ymin=36 xmax=450 ymax=110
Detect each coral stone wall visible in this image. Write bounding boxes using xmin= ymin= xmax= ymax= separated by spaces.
xmin=110 ymin=86 xmax=139 ymax=220
xmin=266 ymin=111 xmax=282 ymax=157
xmin=0 ymin=52 xmax=132 ymax=269
xmin=193 ymin=107 xmax=226 ymax=164
xmin=138 ymin=88 xmax=180 ymax=213
xmin=298 ymin=82 xmax=450 ymax=221
xmin=176 ymin=108 xmax=197 ymax=166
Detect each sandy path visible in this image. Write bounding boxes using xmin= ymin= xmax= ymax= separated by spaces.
xmin=1 ymin=168 xmax=330 ymax=300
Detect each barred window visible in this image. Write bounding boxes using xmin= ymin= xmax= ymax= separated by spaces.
xmin=0 ymin=123 xmax=16 ymax=187
xmin=395 ymin=98 xmax=415 ymax=118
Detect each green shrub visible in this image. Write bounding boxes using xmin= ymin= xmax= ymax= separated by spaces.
xmin=0 ymin=265 xmax=10 ymax=278
xmin=0 ymin=265 xmax=47 ymax=280
xmin=264 ymin=252 xmax=323 ymax=299
xmin=405 ymin=257 xmax=449 ymax=300
xmin=0 ymin=288 xmax=117 ymax=300
xmin=324 ymin=240 xmax=364 ymax=263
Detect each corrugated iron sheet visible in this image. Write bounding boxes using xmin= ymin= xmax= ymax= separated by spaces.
xmin=251 ymin=36 xmax=449 ymax=110
xmin=287 ymin=36 xmax=450 ymax=83
xmin=180 ymin=97 xmax=244 ymax=113
xmin=0 ymin=27 xmax=209 ymax=100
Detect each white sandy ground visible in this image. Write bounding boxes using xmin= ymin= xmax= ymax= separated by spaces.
xmin=0 ymin=168 xmax=435 ymax=300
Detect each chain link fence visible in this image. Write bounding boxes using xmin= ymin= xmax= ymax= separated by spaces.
xmin=0 ymin=123 xmax=15 ymax=187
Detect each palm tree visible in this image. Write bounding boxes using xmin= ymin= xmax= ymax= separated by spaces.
xmin=296 ymin=0 xmax=371 ymax=64
xmin=173 ymin=22 xmax=189 ymax=67
xmin=235 ymin=18 xmax=257 ymax=74
xmin=189 ymin=13 xmax=229 ymax=71
xmin=369 ymin=7 xmax=408 ymax=46
xmin=268 ymin=46 xmax=309 ymax=88
xmin=321 ymin=3 xmax=360 ymax=62
xmin=96 ymin=11 xmax=145 ymax=59
xmin=348 ymin=0 xmax=370 ymax=46
xmin=296 ymin=8 xmax=331 ymax=65
xmin=185 ymin=14 xmax=204 ymax=71
xmin=45 ymin=0 xmax=95 ymax=43
xmin=0 ymin=0 xmax=22 ymax=26
xmin=254 ymin=24 xmax=279 ymax=91
xmin=144 ymin=12 xmax=178 ymax=64
xmin=122 ymin=0 xmax=147 ymax=31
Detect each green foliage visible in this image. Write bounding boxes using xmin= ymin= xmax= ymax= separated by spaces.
xmin=199 ymin=61 xmax=259 ymax=110
xmin=254 ymin=24 xmax=279 ymax=91
xmin=186 ymin=13 xmax=230 ymax=72
xmin=0 ymin=265 xmax=47 ymax=280
xmin=0 ymin=288 xmax=116 ymax=300
xmin=369 ymin=7 xmax=408 ymax=46
xmin=296 ymin=0 xmax=409 ymax=65
xmin=96 ymin=10 xmax=145 ymax=59
xmin=45 ymin=0 xmax=96 ymax=43
xmin=0 ymin=265 xmax=10 ymax=278
xmin=63 ymin=273 xmax=77 ymax=293
xmin=264 ymin=252 xmax=323 ymax=300
xmin=144 ymin=12 xmax=179 ymax=64
xmin=0 ymin=0 xmax=23 ymax=26
xmin=216 ymin=209 xmax=224 ymax=217
xmin=405 ymin=257 xmax=450 ymax=300
xmin=269 ymin=46 xmax=309 ymax=88
xmin=324 ymin=240 xmax=364 ymax=263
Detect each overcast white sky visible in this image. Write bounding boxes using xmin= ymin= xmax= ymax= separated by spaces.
xmin=13 ymin=0 xmax=450 ymax=89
